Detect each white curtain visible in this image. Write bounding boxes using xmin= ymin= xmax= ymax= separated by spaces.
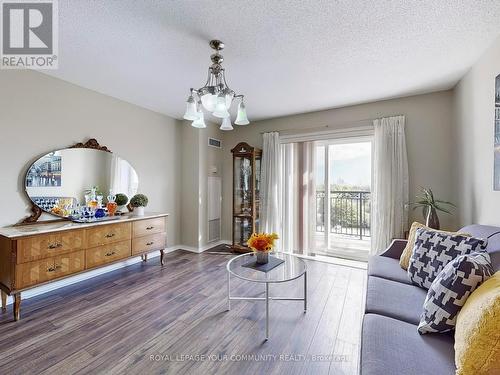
xmin=280 ymin=141 xmax=316 ymax=255
xmin=371 ymin=115 xmax=409 ymax=254
xmin=260 ymin=132 xmax=281 ymax=237
xmin=301 ymin=142 xmax=316 ymax=255
xmin=281 ymin=143 xmax=299 ymax=252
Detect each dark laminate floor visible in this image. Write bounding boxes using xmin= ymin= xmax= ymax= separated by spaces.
xmin=0 ymin=250 xmax=366 ymax=375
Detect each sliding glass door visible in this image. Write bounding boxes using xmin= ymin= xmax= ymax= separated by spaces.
xmin=314 ymin=140 xmax=372 ymax=260
xmin=279 ymin=136 xmax=372 ymax=261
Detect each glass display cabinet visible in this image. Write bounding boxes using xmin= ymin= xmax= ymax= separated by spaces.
xmin=231 ymin=142 xmax=262 ymax=253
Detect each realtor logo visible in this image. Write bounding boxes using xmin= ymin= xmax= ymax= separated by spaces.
xmin=1 ymin=0 xmax=58 ymax=69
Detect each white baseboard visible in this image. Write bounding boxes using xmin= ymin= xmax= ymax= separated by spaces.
xmin=179 ymin=240 xmax=231 ymax=253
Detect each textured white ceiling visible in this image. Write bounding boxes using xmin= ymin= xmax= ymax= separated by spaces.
xmin=45 ymin=0 xmax=500 ymax=122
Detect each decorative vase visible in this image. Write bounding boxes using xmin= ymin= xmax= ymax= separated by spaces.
xmin=95 ymin=208 xmax=106 ymax=219
xmin=106 ymin=189 xmax=117 ymax=216
xmin=425 ymin=207 xmax=440 ymax=230
xmin=134 ymin=206 xmax=145 ymax=216
xmin=106 ymin=202 xmax=117 ymax=216
xmin=256 ymin=251 xmax=269 ymax=265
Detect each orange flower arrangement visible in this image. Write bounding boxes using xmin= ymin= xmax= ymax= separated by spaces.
xmin=247 ymin=232 xmax=279 ymax=253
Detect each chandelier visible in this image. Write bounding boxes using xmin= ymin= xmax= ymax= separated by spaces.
xmin=183 ymin=39 xmax=249 ymax=130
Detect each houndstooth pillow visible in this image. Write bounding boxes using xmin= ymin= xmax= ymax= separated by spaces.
xmin=408 ymin=228 xmax=487 ymax=289
xmin=418 ymin=251 xmax=493 ymax=334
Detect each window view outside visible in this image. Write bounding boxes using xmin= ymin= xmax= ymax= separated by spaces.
xmin=315 ymin=141 xmax=372 ymax=260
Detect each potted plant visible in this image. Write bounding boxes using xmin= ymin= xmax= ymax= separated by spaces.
xmin=114 ymin=193 xmax=129 ymax=213
xmin=413 ymin=187 xmax=455 ymax=230
xmin=130 ymin=194 xmax=148 ymax=216
xmin=247 ymin=232 xmax=279 ymax=264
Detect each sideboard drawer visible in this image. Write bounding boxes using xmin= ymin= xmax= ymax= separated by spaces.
xmin=85 ymin=240 xmax=131 ymax=269
xmin=53 ymin=250 xmax=85 ymax=279
xmin=132 ymin=232 xmax=166 ymax=255
xmin=15 ymin=258 xmax=55 ymax=289
xmin=85 ymin=223 xmax=131 ymax=248
xmin=17 ymin=230 xmax=85 ymax=264
xmin=132 ymin=218 xmax=166 ymax=237
xmin=15 ymin=250 xmax=85 ymax=289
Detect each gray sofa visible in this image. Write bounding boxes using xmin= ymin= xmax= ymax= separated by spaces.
xmin=361 ymin=224 xmax=500 ymax=375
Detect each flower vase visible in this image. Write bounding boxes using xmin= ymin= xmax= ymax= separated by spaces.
xmin=134 ymin=206 xmax=145 ymax=216
xmin=256 ymin=251 xmax=269 ymax=265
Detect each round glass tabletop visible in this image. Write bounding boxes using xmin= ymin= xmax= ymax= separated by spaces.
xmin=227 ymin=252 xmax=307 ymax=283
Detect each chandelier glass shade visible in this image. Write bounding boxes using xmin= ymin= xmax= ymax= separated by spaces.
xmin=183 ymin=95 xmax=198 ymax=121
xmin=183 ymin=40 xmax=249 ymax=130
xmin=220 ymin=116 xmax=233 ymax=131
xmin=235 ymin=102 xmax=249 ymax=125
xmin=191 ymin=109 xmax=206 ymax=128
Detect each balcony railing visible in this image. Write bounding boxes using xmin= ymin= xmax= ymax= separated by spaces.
xmin=316 ymin=191 xmax=371 ymax=240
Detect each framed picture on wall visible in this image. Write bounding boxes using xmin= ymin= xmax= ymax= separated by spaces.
xmin=495 ymin=74 xmax=500 ymax=190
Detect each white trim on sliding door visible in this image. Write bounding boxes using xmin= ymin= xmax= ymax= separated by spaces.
xmin=325 ymin=145 xmax=330 ymax=249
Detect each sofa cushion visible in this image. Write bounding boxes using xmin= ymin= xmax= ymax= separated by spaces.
xmin=361 ymin=314 xmax=455 ymax=375
xmin=408 ymin=228 xmax=487 ymax=289
xmin=459 ymin=224 xmax=500 ymax=239
xmin=486 ymin=233 xmax=500 ymax=271
xmin=461 ymin=224 xmax=500 ymax=271
xmin=368 ymin=255 xmax=412 ymax=285
xmin=366 ymin=276 xmax=427 ymax=325
xmin=418 ymin=252 xmax=494 ymax=334
xmin=460 ymin=224 xmax=500 ymax=271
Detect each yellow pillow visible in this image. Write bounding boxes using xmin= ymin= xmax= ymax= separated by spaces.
xmin=399 ymin=222 xmax=425 ymax=269
xmin=455 ymin=271 xmax=500 ymax=375
xmin=399 ymin=222 xmax=469 ymax=270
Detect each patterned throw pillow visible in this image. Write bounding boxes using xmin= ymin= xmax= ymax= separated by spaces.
xmin=399 ymin=222 xmax=470 ymax=270
xmin=408 ymin=228 xmax=487 ymax=289
xmin=418 ymin=252 xmax=493 ymax=334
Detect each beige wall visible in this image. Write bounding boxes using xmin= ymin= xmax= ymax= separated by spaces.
xmin=0 ymin=70 xmax=182 ymax=245
xmin=453 ymin=35 xmax=500 ymax=226
xmin=180 ymin=123 xmax=201 ymax=247
xmin=222 ymin=90 xmax=458 ymax=240
xmin=180 ymin=120 xmax=225 ymax=249
xmin=200 ymin=123 xmax=225 ymax=247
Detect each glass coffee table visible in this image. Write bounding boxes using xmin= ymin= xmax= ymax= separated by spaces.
xmin=226 ymin=252 xmax=307 ymax=340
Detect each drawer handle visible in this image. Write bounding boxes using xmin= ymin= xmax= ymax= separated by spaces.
xmin=105 ymin=233 xmax=115 ymax=238
xmin=47 ymin=266 xmax=56 ymax=272
xmin=146 ymin=242 xmax=154 ymax=246
xmin=105 ymin=251 xmax=116 ymax=257
xmin=146 ymin=226 xmax=155 ymax=230
xmin=48 ymin=243 xmax=62 ymax=249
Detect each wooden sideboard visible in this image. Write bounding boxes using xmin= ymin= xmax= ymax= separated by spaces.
xmin=0 ymin=213 xmax=168 ymax=321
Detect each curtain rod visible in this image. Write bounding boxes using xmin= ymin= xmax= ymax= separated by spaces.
xmin=259 ymin=118 xmax=375 ymax=135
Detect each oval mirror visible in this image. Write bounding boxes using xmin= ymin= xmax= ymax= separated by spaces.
xmin=25 ymin=148 xmax=139 ymax=222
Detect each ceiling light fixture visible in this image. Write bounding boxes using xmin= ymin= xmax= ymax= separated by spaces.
xmin=183 ymin=40 xmax=249 ymax=130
